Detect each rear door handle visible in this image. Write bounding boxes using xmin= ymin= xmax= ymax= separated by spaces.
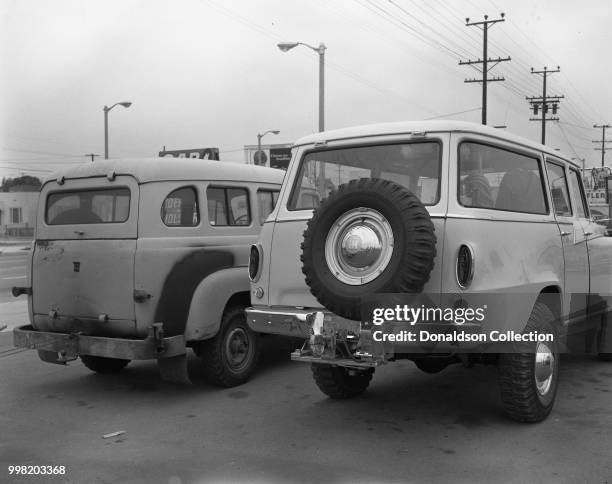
xmin=583 ymin=231 xmax=593 ymax=236
xmin=560 ymin=231 xmax=571 ymax=237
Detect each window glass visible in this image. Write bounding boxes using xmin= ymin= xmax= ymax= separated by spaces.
xmin=227 ymin=188 xmax=250 ymax=225
xmin=289 ymin=142 xmax=441 ymax=210
xmin=569 ymin=169 xmax=588 ymax=218
xmin=546 ymin=162 xmax=572 ymax=217
xmin=10 ymin=207 xmax=22 ymax=224
xmin=458 ymin=142 xmax=547 ymax=214
xmin=257 ymin=190 xmax=280 ymax=224
xmin=207 ymin=187 xmax=251 ymax=226
xmin=47 ymin=188 xmax=130 ymax=225
xmin=161 ymin=187 xmax=199 ymax=226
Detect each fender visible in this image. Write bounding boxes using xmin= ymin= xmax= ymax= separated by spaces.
xmin=184 ymin=266 xmax=250 ymax=341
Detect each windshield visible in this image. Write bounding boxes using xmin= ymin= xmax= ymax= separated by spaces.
xmin=288 ymin=142 xmax=441 ymax=210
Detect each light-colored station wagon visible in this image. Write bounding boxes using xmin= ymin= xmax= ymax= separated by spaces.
xmin=12 ymin=158 xmax=284 ymax=386
xmin=246 ymin=120 xmax=612 ymax=422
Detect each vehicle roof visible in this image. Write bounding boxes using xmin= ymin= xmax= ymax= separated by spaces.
xmin=293 ymin=120 xmax=579 ymax=168
xmin=42 ymin=158 xmax=285 ymax=185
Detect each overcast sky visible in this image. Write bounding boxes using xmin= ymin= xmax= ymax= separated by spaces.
xmin=1 ymin=0 xmax=610 ymax=180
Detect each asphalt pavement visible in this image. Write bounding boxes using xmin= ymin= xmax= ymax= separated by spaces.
xmin=2 ymin=250 xmax=612 ymax=483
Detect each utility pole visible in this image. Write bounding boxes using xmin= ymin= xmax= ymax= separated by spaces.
xmin=526 ymin=66 xmax=563 ymax=145
xmin=84 ymin=153 xmax=99 ymax=162
xmin=593 ymin=124 xmax=612 ymax=167
xmin=459 ymin=13 xmax=510 ymax=125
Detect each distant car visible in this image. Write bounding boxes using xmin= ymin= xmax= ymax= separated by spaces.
xmin=12 ymin=158 xmax=284 ymax=386
xmin=246 ymin=120 xmax=612 ymax=422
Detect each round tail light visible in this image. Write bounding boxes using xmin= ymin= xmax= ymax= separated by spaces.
xmin=249 ymin=245 xmax=262 ymax=282
xmin=456 ymin=244 xmax=474 ymax=288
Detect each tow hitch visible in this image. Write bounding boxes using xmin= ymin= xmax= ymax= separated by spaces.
xmin=291 ymin=311 xmax=385 ymax=369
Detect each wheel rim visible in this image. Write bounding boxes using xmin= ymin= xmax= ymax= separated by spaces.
xmin=225 ymin=327 xmax=251 ymax=370
xmin=325 ymin=207 xmax=394 ymax=285
xmin=534 ymin=341 xmax=555 ymax=396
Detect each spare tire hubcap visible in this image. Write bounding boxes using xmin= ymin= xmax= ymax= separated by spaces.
xmin=325 ymin=208 xmax=394 ymax=285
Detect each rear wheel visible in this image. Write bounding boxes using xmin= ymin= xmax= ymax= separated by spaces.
xmin=498 ymin=301 xmax=559 ymax=423
xmin=194 ymin=306 xmax=260 ymax=387
xmin=80 ymin=355 xmax=130 ymax=374
xmin=311 ymin=363 xmax=374 ymax=399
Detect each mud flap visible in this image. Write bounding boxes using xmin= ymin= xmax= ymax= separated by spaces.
xmin=599 ymin=313 xmax=612 ymax=354
xmin=157 ymin=354 xmax=191 ymax=384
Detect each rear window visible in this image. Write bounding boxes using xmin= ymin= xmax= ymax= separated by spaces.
xmin=288 ymin=142 xmax=441 ymax=210
xmin=46 ymin=188 xmax=130 ymax=225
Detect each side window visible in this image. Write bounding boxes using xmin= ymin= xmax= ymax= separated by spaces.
xmin=458 ymin=142 xmax=547 ymax=214
xmin=546 ymin=162 xmax=572 ymax=217
xmin=161 ymin=187 xmax=199 ymax=227
xmin=569 ymin=169 xmax=588 ymax=219
xmin=257 ymin=189 xmax=280 ymax=224
xmin=207 ymin=187 xmax=251 ymax=226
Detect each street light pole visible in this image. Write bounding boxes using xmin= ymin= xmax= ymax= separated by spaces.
xmin=256 ymin=130 xmax=280 ymax=165
xmin=277 ymin=41 xmax=326 ymax=132
xmin=103 ymin=101 xmax=132 ymax=159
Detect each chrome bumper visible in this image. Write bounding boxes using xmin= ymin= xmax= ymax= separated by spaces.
xmin=246 ymin=307 xmax=318 ymax=338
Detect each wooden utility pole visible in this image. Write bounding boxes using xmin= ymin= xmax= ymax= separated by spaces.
xmin=459 ymin=13 xmax=510 ymax=125
xmin=526 ymin=66 xmax=563 ymax=145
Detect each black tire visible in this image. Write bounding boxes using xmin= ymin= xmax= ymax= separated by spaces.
xmin=194 ymin=306 xmax=260 ymax=387
xmin=80 ymin=355 xmax=130 ymax=374
xmin=301 ymin=178 xmax=436 ymax=320
xmin=311 ymin=363 xmax=374 ymax=399
xmin=413 ymin=357 xmax=449 ymax=374
xmin=598 ymin=353 xmax=612 ymax=362
xmin=498 ymin=301 xmax=559 ymax=423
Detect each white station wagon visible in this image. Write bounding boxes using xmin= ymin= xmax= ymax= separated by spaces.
xmin=246 ymin=120 xmax=612 ymax=422
xmin=13 ymin=158 xmax=284 ymax=386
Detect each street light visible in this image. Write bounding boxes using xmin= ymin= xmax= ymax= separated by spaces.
xmin=255 ymin=130 xmax=280 ymax=165
xmin=103 ymin=101 xmax=132 ymax=159
xmin=277 ymin=41 xmax=326 ymax=132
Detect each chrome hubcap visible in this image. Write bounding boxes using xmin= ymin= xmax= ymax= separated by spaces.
xmin=325 ymin=208 xmax=394 ymax=285
xmin=534 ymin=341 xmax=555 ymax=396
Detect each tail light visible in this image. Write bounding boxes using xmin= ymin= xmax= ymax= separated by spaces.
xmin=456 ymin=244 xmax=474 ymax=288
xmin=249 ymin=244 xmax=262 ymax=282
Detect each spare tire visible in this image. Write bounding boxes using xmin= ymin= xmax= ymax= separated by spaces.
xmin=301 ymin=178 xmax=436 ymax=320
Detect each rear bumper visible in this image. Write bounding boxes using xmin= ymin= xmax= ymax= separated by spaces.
xmin=247 ymin=306 xmax=483 ymax=367
xmin=13 ymin=324 xmax=186 ymax=361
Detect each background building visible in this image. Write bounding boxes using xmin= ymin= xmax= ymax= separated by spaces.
xmin=0 ymin=191 xmax=38 ymax=237
xmin=243 ymin=143 xmax=293 ymax=170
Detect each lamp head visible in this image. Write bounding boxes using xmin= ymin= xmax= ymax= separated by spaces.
xmin=119 ymin=102 xmax=132 ymax=108
xmin=277 ymin=42 xmax=299 ymax=52
xmin=271 ymin=130 xmax=280 ymax=135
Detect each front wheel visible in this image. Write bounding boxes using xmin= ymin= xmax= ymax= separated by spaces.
xmin=498 ymin=301 xmax=559 ymax=423
xmin=194 ymin=306 xmax=260 ymax=387
xmin=311 ymin=363 xmax=374 ymax=399
xmin=80 ymin=355 xmax=130 ymax=374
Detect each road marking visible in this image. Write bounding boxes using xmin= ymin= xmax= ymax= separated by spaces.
xmin=2 ymin=276 xmax=25 ymax=280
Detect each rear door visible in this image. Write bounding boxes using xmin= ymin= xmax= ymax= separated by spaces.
xmin=33 ymin=176 xmax=139 ymax=326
